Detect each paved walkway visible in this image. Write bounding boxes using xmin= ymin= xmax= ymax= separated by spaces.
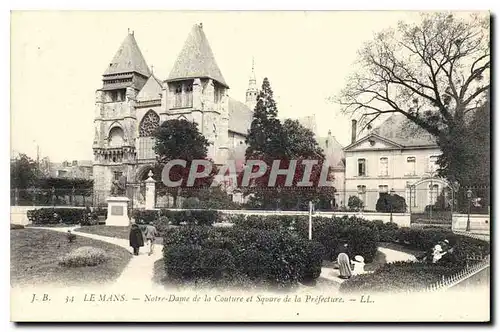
xmin=32 ymin=226 xmax=164 ymax=287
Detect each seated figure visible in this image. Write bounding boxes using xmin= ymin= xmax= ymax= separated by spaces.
xmin=351 ymin=255 xmax=366 ymax=275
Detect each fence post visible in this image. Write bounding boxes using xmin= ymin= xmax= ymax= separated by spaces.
xmin=14 ymin=188 xmax=19 ymax=206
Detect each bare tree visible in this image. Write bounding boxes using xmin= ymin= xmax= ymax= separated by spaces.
xmin=336 ymin=13 xmax=490 ymax=136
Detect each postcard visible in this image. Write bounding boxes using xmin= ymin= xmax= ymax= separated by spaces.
xmin=10 ymin=10 xmax=490 ymax=322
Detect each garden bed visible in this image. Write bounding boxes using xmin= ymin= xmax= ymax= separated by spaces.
xmin=339 ymin=228 xmax=490 ymax=294
xmin=11 ymin=228 xmax=132 ymax=286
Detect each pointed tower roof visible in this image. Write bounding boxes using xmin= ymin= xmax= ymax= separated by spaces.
xmin=167 ymin=23 xmax=228 ymax=88
xmin=104 ymin=31 xmax=150 ymax=77
xmin=136 ymin=73 xmax=163 ymax=101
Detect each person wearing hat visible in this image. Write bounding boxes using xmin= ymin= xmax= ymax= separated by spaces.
xmin=432 ymin=244 xmax=446 ymax=263
xmin=351 ymin=255 xmax=366 ymax=275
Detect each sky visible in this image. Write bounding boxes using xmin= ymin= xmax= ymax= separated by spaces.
xmin=11 ymin=11 xmax=426 ymax=162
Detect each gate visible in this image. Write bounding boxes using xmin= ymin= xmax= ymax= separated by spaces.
xmin=409 ymin=177 xmax=454 ymax=229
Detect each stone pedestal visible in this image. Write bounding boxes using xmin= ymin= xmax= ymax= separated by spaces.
xmin=145 ymin=170 xmax=156 ymax=210
xmin=106 ymin=196 xmax=130 ymax=226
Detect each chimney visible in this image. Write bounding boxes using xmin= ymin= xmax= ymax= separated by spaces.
xmin=351 ymin=120 xmax=357 ymax=144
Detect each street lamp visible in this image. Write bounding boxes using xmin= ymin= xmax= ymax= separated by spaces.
xmin=466 ymin=189 xmax=473 ymax=232
xmin=389 ymin=188 xmax=395 ymax=223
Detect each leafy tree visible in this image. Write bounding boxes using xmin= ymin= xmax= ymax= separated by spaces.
xmin=243 ymin=79 xmax=336 ymax=210
xmin=153 ymin=119 xmax=216 ymax=206
xmin=245 ymin=77 xmax=282 ymax=160
xmin=336 ymin=13 xmax=490 ymax=186
xmin=348 ymin=196 xmax=364 ymax=211
xmin=11 ymin=154 xmax=38 ymax=189
xmin=375 ymin=193 xmax=407 ymax=213
xmin=10 ymin=154 xmax=38 ymax=203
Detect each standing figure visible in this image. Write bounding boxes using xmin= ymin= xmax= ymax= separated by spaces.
xmin=129 ymin=223 xmax=144 ymax=256
xmin=144 ymin=223 xmax=158 ymax=256
xmin=337 ymin=252 xmax=352 ymax=279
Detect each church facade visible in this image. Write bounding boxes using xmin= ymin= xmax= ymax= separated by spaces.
xmin=92 ymin=24 xmax=256 ymax=205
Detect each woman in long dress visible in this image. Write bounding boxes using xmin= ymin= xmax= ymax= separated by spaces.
xmin=129 ymin=223 xmax=144 ymax=256
xmin=337 ymin=252 xmax=352 ymax=279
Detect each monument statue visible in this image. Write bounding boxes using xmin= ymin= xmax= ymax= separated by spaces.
xmin=110 ymin=175 xmax=127 ymax=196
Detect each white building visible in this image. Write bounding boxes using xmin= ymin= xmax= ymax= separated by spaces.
xmin=344 ymin=114 xmax=445 ymax=212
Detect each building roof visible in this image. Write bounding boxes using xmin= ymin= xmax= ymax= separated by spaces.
xmin=137 ymin=74 xmax=163 ymax=101
xmin=371 ymin=113 xmax=437 ymax=147
xmin=228 ymin=98 xmax=253 ymax=136
xmin=318 ymin=133 xmax=345 ymax=168
xmin=103 ymin=32 xmax=151 ymax=77
xmin=167 ymin=23 xmax=228 ymax=88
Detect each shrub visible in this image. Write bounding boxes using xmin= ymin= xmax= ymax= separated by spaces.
xmin=295 ymin=216 xmax=379 ymax=263
xmin=59 ymin=246 xmax=109 ymax=267
xmin=232 ymin=215 xmax=300 ymax=231
xmin=132 ymin=209 xmax=159 ymax=224
xmin=376 ymin=193 xmax=407 ymax=213
xmin=161 ymin=209 xmax=220 ymax=226
xmin=164 ymin=245 xmax=236 ymax=281
xmin=373 ymin=220 xmax=398 ymax=242
xmin=29 ymin=208 xmax=85 ymax=225
xmin=300 ymin=240 xmax=325 ymax=282
xmin=347 ymin=196 xmax=363 ymax=211
xmin=162 ymin=226 xmax=324 ymax=288
xmin=182 ymin=197 xmax=201 ymax=209
xmin=10 ymin=224 xmax=25 ymax=230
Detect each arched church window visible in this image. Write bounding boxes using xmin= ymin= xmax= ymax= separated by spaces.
xmin=109 ymin=126 xmax=124 ymax=147
xmin=139 ymin=110 xmax=160 ymax=137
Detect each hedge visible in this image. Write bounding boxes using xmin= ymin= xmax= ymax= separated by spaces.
xmin=28 ymin=208 xmax=85 ymax=225
xmin=132 ymin=209 xmax=221 ymax=226
xmin=162 ymin=226 xmax=325 ymax=288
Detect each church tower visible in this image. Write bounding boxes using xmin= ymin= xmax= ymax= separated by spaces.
xmin=163 ymin=23 xmax=230 ymax=164
xmin=245 ymin=58 xmax=258 ymax=111
xmin=93 ymin=30 xmax=150 ymax=204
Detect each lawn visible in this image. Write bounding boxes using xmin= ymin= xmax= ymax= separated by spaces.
xmin=75 ymin=225 xmax=163 ymax=244
xmin=11 ymin=228 xmax=132 ymax=287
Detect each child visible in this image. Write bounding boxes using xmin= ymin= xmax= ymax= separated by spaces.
xmin=351 ymin=255 xmax=366 ymax=275
xmin=143 ymin=224 xmax=158 ymax=256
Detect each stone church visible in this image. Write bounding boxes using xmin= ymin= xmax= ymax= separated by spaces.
xmin=92 ymin=23 xmax=256 ymax=205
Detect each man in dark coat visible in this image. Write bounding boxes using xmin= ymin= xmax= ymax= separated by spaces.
xmin=129 ymin=223 xmax=144 ymax=255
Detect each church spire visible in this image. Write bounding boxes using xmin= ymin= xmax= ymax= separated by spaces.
xmin=246 ymin=57 xmax=258 ymax=110
xmin=103 ymin=30 xmax=150 ymax=78
xmin=167 ymin=23 xmax=228 ymax=88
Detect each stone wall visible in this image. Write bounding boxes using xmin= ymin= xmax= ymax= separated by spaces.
xmin=452 ymin=214 xmax=490 ymax=234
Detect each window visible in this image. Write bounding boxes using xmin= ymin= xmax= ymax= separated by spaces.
xmin=429 ymin=155 xmax=439 ymax=173
xmin=109 ymin=89 xmax=125 ymax=102
xmin=113 ymin=171 xmax=123 ymax=181
xmin=184 ymin=84 xmax=193 ymax=107
xmin=379 ymin=157 xmax=388 ymax=176
xmin=174 ymin=85 xmax=183 ymax=108
xmin=358 ymin=159 xmax=366 ymax=176
xmin=173 ymin=82 xmax=193 ymax=108
xmin=138 ymin=137 xmax=156 ymax=160
xmin=407 ymin=156 xmax=416 ymax=175
xmin=378 ymin=185 xmax=389 ymax=193
xmin=139 ymin=110 xmax=160 ymax=137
